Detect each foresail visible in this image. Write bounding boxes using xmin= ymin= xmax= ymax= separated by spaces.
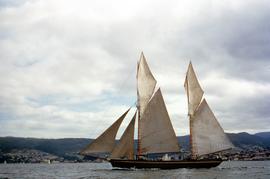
xmin=80 ymin=108 xmax=130 ymax=155
xmin=140 ymin=88 xmax=180 ymax=154
xmin=190 ymin=99 xmax=234 ymax=156
xmin=184 ymin=62 xmax=204 ymax=116
xmin=110 ymin=112 xmax=136 ymax=159
xmin=137 ymin=52 xmax=157 ymax=116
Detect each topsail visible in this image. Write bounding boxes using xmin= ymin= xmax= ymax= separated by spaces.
xmin=184 ymin=62 xmax=204 ymax=116
xmin=137 ymin=52 xmax=157 ymax=117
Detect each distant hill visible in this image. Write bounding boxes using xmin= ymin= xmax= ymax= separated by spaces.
xmin=0 ymin=132 xmax=269 ymax=158
xmin=0 ymin=137 xmax=92 ymax=157
xmin=227 ymin=132 xmax=270 ymax=148
xmin=255 ymin=132 xmax=270 ymax=139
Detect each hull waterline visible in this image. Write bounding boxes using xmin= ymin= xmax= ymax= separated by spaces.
xmin=109 ymin=159 xmax=222 ymax=169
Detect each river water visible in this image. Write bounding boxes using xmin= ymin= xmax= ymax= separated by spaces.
xmin=0 ymin=161 xmax=269 ymax=179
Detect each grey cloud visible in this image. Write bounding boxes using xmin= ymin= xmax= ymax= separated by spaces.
xmin=0 ymin=0 xmax=270 ymax=138
xmin=167 ymin=3 xmax=270 ymax=82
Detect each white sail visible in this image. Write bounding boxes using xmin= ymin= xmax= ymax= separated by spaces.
xmin=190 ymin=99 xmax=234 ymax=156
xmin=110 ymin=112 xmax=136 ymax=159
xmin=140 ymin=88 xmax=180 ymax=154
xmin=137 ymin=52 xmax=157 ymax=117
xmin=184 ymin=62 xmax=204 ymax=116
xmin=80 ymin=109 xmax=130 ymax=155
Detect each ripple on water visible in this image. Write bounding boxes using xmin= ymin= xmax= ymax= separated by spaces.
xmin=0 ymin=161 xmax=270 ymax=179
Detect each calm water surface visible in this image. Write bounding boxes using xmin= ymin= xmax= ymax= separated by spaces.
xmin=0 ymin=161 xmax=269 ymax=179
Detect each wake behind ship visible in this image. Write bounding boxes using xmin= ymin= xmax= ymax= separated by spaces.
xmin=80 ymin=53 xmax=234 ymax=169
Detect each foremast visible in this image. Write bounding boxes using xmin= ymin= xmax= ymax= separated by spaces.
xmin=81 ymin=52 xmax=181 ymax=160
xmin=136 ymin=52 xmax=157 ymax=158
xmin=136 ymin=52 xmax=180 ymax=157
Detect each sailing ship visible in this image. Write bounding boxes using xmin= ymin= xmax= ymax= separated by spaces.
xmin=80 ymin=53 xmax=234 ymax=169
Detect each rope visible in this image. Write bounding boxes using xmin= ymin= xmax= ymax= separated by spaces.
xmin=118 ymin=65 xmax=136 ymax=94
xmin=116 ymin=61 xmax=137 ymax=107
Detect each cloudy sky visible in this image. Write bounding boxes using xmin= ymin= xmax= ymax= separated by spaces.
xmin=0 ymin=0 xmax=270 ymax=138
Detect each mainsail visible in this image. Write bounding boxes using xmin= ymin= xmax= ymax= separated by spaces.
xmin=110 ymin=112 xmax=136 ymax=159
xmin=137 ymin=52 xmax=157 ymax=116
xmin=190 ymin=99 xmax=234 ymax=156
xmin=140 ymin=88 xmax=180 ymax=154
xmin=184 ymin=62 xmax=204 ymax=116
xmin=80 ymin=109 xmax=130 ymax=155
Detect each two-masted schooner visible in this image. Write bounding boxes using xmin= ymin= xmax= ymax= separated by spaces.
xmin=80 ymin=53 xmax=234 ymax=169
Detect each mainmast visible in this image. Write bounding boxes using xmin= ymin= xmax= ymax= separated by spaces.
xmin=184 ymin=62 xmax=204 ymax=159
xmin=185 ymin=74 xmax=194 ymax=158
xmin=184 ymin=62 xmax=233 ymax=158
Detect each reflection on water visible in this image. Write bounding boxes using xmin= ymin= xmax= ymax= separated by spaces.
xmin=0 ymin=161 xmax=269 ymax=179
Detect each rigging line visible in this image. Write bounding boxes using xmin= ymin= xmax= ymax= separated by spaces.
xmin=132 ymin=101 xmax=137 ymax=107
xmin=117 ymin=63 xmax=137 ymax=95
xmin=126 ymin=101 xmax=136 ymax=109
xmin=114 ymin=61 xmax=137 ymax=107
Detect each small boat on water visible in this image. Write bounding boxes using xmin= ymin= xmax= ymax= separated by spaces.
xmin=80 ymin=53 xmax=233 ymax=169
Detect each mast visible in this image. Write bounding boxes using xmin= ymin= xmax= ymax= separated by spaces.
xmin=184 ymin=62 xmax=203 ymax=158
xmin=185 ymin=72 xmax=194 ymax=158
xmin=136 ymin=59 xmax=142 ymax=157
xmin=184 ymin=62 xmax=233 ymax=158
xmin=136 ymin=52 xmax=157 ymax=157
xmin=137 ymin=108 xmax=142 ymax=157
xmin=184 ymin=62 xmax=204 ymax=158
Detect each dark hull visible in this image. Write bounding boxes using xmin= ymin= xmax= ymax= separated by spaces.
xmin=109 ymin=159 xmax=222 ymax=169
